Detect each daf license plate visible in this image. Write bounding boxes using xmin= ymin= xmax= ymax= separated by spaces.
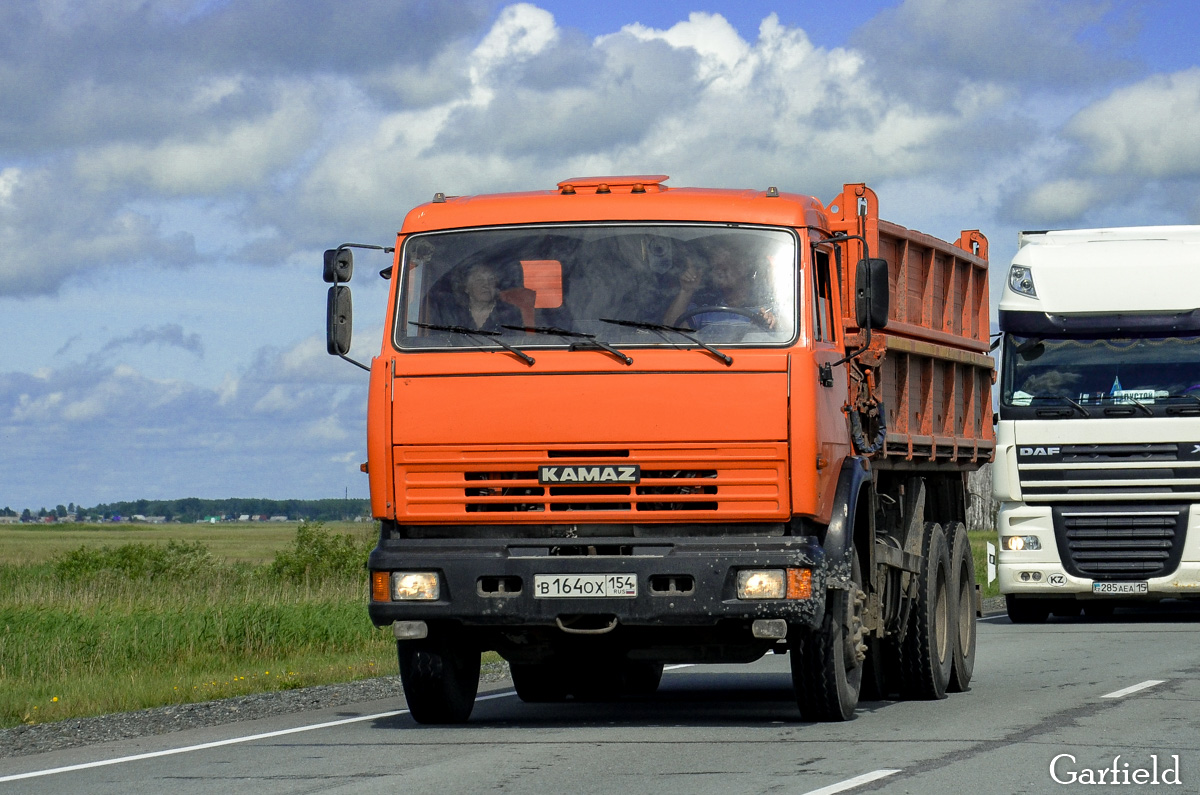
xmin=534 ymin=574 xmax=637 ymax=598
xmin=1092 ymin=581 xmax=1148 ymax=595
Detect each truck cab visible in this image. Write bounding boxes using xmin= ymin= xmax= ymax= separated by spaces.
xmin=994 ymin=226 xmax=1200 ymax=622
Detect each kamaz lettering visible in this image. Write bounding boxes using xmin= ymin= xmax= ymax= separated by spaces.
xmin=538 ymin=465 xmax=641 ymax=484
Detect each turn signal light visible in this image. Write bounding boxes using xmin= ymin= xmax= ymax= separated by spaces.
xmin=786 ymin=568 xmax=812 ymax=599
xmin=371 ymin=571 xmax=390 ymax=602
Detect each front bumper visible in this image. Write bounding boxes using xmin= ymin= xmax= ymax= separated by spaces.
xmin=367 ymin=536 xmax=827 ymax=630
xmin=997 ymin=501 xmax=1200 ymax=598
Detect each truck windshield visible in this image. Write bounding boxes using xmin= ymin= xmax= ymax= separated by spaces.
xmin=1001 ymin=333 xmax=1200 ymax=413
xmin=394 ymin=225 xmax=797 ymax=351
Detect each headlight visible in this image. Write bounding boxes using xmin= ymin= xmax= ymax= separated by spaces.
xmin=737 ymin=570 xmax=785 ymax=600
xmin=391 ymin=572 xmax=440 ymax=600
xmin=1008 ymin=265 xmax=1037 ymax=297
xmin=1002 ymin=535 xmax=1041 ymax=551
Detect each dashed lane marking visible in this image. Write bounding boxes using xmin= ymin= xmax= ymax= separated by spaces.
xmin=800 ymin=768 xmax=902 ymax=795
xmin=1101 ymin=679 xmax=1166 ymax=699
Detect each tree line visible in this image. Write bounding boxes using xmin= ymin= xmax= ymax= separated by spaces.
xmin=4 ymin=498 xmax=370 ymax=524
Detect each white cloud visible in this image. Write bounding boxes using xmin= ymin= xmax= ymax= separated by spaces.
xmin=75 ymin=84 xmax=320 ymax=195
xmin=1066 ymin=68 xmax=1200 ymax=178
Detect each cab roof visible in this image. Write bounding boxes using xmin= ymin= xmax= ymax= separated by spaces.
xmin=399 ymin=175 xmax=831 ymax=234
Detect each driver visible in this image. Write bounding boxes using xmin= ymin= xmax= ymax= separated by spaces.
xmin=662 ymin=239 xmax=777 ymax=329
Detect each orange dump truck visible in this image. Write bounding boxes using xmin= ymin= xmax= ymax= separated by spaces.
xmin=324 ymin=176 xmax=993 ymax=723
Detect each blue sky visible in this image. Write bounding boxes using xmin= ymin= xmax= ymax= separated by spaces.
xmin=2 ymin=0 xmax=1199 ymax=512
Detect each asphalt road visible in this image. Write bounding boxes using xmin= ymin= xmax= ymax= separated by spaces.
xmin=4 ymin=604 xmax=1199 ymax=794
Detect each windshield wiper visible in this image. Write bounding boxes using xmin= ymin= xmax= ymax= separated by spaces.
xmin=410 ymin=322 xmax=535 ymax=366
xmin=1029 ymin=395 xmax=1091 ymax=418
xmin=502 ymin=324 xmax=632 ymax=366
xmin=599 ymin=318 xmax=732 ymax=366
xmin=1106 ymin=397 xmax=1154 ymax=417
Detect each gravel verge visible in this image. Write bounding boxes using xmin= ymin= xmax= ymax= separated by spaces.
xmin=0 ymin=662 xmax=512 ymax=760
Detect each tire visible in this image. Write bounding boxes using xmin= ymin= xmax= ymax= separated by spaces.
xmin=397 ymin=638 xmax=481 ymax=724
xmin=947 ymin=523 xmax=977 ymax=693
xmin=510 ymin=662 xmax=570 ymax=703
xmin=1051 ymin=603 xmax=1083 ymax=617
xmin=791 ymin=550 xmax=865 ymax=721
xmin=899 ymin=522 xmax=953 ymax=700
xmin=1005 ymin=594 xmax=1050 ymax=624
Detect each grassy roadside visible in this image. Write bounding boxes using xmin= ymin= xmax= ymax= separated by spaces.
xmin=0 ymin=522 xmax=398 ymax=728
xmin=969 ymin=528 xmax=1001 ymax=600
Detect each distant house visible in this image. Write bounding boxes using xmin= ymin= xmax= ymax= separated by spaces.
xmin=269 ymin=515 xmax=289 ymax=522
xmin=238 ymin=515 xmax=251 ymax=522
xmin=0 ymin=516 xmax=18 ymax=524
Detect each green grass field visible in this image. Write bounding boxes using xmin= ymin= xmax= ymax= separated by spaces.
xmin=0 ymin=522 xmax=398 ymax=728
xmin=0 ymin=521 xmax=320 ymax=566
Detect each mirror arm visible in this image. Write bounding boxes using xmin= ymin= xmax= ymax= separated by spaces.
xmin=339 ymin=353 xmax=371 ymax=372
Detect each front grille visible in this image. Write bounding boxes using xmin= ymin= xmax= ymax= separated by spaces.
xmin=1018 ymin=442 xmax=1200 ymax=502
xmin=464 ymin=468 xmax=719 ymax=513
xmin=398 ymin=444 xmax=786 ymax=521
xmin=1052 ymin=505 xmax=1187 ymax=580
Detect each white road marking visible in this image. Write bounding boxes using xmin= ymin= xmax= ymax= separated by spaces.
xmin=4 ymin=664 xmax=696 ymax=783
xmin=800 ymin=769 xmax=902 ymax=795
xmin=1 ymin=690 xmax=519 ymax=783
xmin=1101 ymin=679 xmax=1166 ymax=699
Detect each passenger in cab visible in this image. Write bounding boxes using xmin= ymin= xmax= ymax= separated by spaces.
xmin=663 ymin=239 xmax=777 ymax=330
xmin=433 ymin=262 xmax=523 ymax=332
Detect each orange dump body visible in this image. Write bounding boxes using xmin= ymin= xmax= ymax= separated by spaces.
xmin=826 ymin=184 xmax=994 ymax=466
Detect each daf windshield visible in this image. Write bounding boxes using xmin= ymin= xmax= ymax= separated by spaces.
xmin=1000 ymin=333 xmax=1200 ymax=416
xmin=394 ymin=225 xmax=797 ymax=351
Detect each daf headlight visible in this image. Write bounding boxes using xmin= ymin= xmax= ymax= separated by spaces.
xmin=1008 ymin=265 xmax=1037 ymax=297
xmin=1002 ymin=535 xmax=1041 ymax=551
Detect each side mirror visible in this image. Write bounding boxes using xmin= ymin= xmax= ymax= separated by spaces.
xmin=327 ymin=286 xmax=353 ymax=355
xmin=855 ymin=257 xmax=889 ymax=330
xmin=323 ymin=248 xmax=354 ymax=283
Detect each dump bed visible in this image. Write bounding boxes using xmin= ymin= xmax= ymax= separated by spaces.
xmin=827 ymin=184 xmax=994 ymax=467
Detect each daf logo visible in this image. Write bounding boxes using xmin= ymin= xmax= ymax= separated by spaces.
xmin=1019 ymin=446 xmax=1061 ymax=456
xmin=538 ymin=465 xmax=641 ymax=484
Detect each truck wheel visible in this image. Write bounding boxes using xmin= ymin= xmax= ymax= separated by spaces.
xmin=899 ymin=522 xmax=953 ymax=700
xmin=1005 ymin=594 xmax=1050 ymax=624
xmin=510 ymin=662 xmax=570 ymax=703
xmin=790 ymin=551 xmax=864 ymax=721
xmin=397 ymin=638 xmax=480 ymax=724
xmin=947 ymin=522 xmax=977 ymax=693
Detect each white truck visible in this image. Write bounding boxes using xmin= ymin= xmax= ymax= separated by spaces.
xmin=993 ymin=226 xmax=1200 ymax=622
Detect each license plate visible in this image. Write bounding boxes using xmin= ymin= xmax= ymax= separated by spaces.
xmin=1092 ymin=581 xmax=1149 ymax=595
xmin=534 ymin=574 xmax=637 ymax=598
